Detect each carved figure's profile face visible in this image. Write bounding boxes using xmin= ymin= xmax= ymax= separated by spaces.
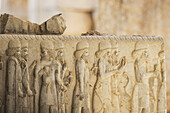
xmin=82 ymin=49 xmax=89 ymax=62
xmin=41 ymin=48 xmax=49 ymax=60
xmin=107 ymin=49 xmax=111 ymax=57
xmin=55 ymin=49 xmax=64 ymax=62
xmin=142 ymin=50 xmax=149 ymax=58
xmin=56 ymin=49 xmax=64 ymax=57
xmin=14 ymin=48 xmax=21 ymax=60
xmin=83 ymin=49 xmax=89 ymax=57
xmin=21 ymin=47 xmax=28 ymax=60
xmin=112 ymin=49 xmax=119 ymax=59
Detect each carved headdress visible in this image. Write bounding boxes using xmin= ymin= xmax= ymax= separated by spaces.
xmin=74 ymin=41 xmax=89 ymax=58
xmin=132 ymin=42 xmax=148 ymax=58
xmin=21 ymin=39 xmax=28 ymax=48
xmin=40 ymin=40 xmax=54 ymax=50
xmin=40 ymin=40 xmax=54 ymax=59
xmin=95 ymin=41 xmax=111 ymax=58
xmin=6 ymin=39 xmax=21 ymax=56
xmin=55 ymin=41 xmax=64 ymax=50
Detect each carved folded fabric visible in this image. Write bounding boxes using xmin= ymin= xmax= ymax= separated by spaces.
xmin=0 ymin=34 xmax=166 ymax=113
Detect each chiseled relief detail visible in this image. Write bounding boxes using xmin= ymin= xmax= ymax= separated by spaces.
xmin=92 ymin=41 xmax=127 ymax=113
xmin=72 ymin=41 xmax=90 ymax=113
xmin=0 ymin=36 xmax=166 ymax=113
xmin=6 ymin=40 xmax=22 ymax=113
xmin=131 ymin=42 xmax=152 ymax=113
xmin=54 ymin=41 xmax=71 ymax=113
xmin=157 ymin=43 xmax=166 ymax=113
xmin=30 ymin=40 xmax=71 ymax=113
xmin=93 ymin=41 xmax=114 ymax=113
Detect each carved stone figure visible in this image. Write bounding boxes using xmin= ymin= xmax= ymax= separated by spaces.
xmin=5 ymin=40 xmax=23 ymax=113
xmin=109 ymin=41 xmax=126 ymax=113
xmin=157 ymin=44 xmax=167 ymax=113
xmin=131 ymin=42 xmax=152 ymax=113
xmin=72 ymin=41 xmax=90 ymax=113
xmin=20 ymin=40 xmax=33 ymax=113
xmin=36 ymin=40 xmax=58 ymax=113
xmin=54 ymin=41 xmax=71 ymax=113
xmin=118 ymin=73 xmax=131 ymax=113
xmin=93 ymin=41 xmax=116 ymax=113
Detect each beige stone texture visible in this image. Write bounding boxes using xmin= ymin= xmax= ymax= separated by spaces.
xmin=95 ymin=0 xmax=170 ymax=111
xmin=40 ymin=14 xmax=66 ymax=35
xmin=0 ymin=34 xmax=166 ymax=113
xmin=0 ymin=14 xmax=66 ymax=35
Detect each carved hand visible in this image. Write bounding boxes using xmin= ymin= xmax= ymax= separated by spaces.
xmin=45 ymin=77 xmax=51 ymax=84
xmin=18 ymin=88 xmax=26 ymax=97
xmin=20 ymin=60 xmax=26 ymax=69
xmin=120 ymin=56 xmax=126 ymax=67
xmin=27 ymin=89 xmax=33 ymax=96
xmin=91 ymin=63 xmax=98 ymax=72
xmin=63 ymin=63 xmax=67 ymax=70
xmin=61 ymin=85 xmax=67 ymax=92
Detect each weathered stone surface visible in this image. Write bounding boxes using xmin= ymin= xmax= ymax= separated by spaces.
xmin=81 ymin=31 xmax=111 ymax=36
xmin=0 ymin=13 xmax=66 ymax=35
xmin=0 ymin=34 xmax=166 ymax=113
xmin=40 ymin=14 xmax=66 ymax=35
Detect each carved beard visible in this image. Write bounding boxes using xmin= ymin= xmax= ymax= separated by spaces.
xmin=22 ymin=55 xmax=28 ymax=62
xmin=16 ymin=55 xmax=21 ymax=61
xmin=82 ymin=56 xmax=88 ymax=63
xmin=56 ymin=56 xmax=64 ymax=64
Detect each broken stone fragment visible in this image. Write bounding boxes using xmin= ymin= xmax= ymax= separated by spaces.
xmin=81 ymin=30 xmax=112 ymax=36
xmin=0 ymin=13 xmax=9 ymax=33
xmin=0 ymin=13 xmax=66 ymax=35
xmin=40 ymin=14 xmax=66 ymax=35
xmin=4 ymin=15 xmax=28 ymax=34
xmin=27 ymin=22 xmax=41 ymax=34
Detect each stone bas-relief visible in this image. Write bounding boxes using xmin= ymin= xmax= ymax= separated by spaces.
xmin=0 ymin=35 xmax=166 ymax=113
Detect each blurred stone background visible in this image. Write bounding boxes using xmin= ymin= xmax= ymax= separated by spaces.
xmin=0 ymin=0 xmax=170 ymax=112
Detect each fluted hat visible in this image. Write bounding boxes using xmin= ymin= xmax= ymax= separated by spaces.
xmin=96 ymin=41 xmax=111 ymax=58
xmin=21 ymin=39 xmax=28 ymax=48
xmin=74 ymin=41 xmax=89 ymax=58
xmin=8 ymin=40 xmax=21 ymax=49
xmin=54 ymin=41 xmax=64 ymax=50
xmin=132 ymin=42 xmax=148 ymax=58
xmin=40 ymin=40 xmax=54 ymax=50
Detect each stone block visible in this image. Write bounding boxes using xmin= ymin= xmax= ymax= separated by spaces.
xmin=0 ymin=34 xmax=166 ymax=113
